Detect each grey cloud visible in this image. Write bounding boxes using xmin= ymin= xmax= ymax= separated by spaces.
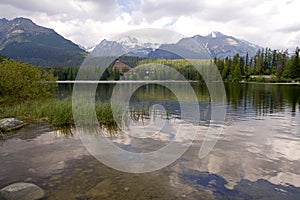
xmin=0 ymin=0 xmax=69 ymax=15
xmin=287 ymin=34 xmax=300 ymax=49
xmin=286 ymin=0 xmax=295 ymax=5
xmin=139 ymin=0 xmax=251 ymax=25
xmin=0 ymin=0 xmax=120 ymax=21
xmin=140 ymin=0 xmax=276 ymax=24
xmin=277 ymin=25 xmax=300 ymax=33
xmin=0 ymin=0 xmax=298 ymax=49
xmin=0 ymin=4 xmax=32 ymax=19
xmin=198 ymin=7 xmax=245 ymax=23
xmin=141 ymin=0 xmax=204 ymax=21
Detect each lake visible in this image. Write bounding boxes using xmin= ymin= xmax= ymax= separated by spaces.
xmin=1 ymin=82 xmax=300 ymax=199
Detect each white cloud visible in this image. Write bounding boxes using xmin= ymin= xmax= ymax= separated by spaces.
xmin=0 ymin=0 xmax=299 ymax=50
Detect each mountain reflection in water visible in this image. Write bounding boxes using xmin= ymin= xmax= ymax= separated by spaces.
xmin=0 ymin=82 xmax=299 ymax=199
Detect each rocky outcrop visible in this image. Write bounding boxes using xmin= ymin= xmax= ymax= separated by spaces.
xmin=0 ymin=118 xmax=24 ymax=132
xmin=0 ymin=182 xmax=45 ymax=200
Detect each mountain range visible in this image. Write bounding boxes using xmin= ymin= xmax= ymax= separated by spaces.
xmin=0 ymin=17 xmax=262 ymax=67
xmin=0 ymin=17 xmax=86 ymax=67
xmin=91 ymin=31 xmax=261 ymax=59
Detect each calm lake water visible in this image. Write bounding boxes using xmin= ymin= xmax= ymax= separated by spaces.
xmin=1 ymin=82 xmax=300 ymax=199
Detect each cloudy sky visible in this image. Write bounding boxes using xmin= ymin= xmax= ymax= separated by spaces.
xmin=0 ymin=0 xmax=299 ymax=50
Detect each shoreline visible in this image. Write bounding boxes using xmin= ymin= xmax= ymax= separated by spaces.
xmin=56 ymin=80 xmax=300 ymax=85
xmin=56 ymin=80 xmax=198 ymax=83
xmin=240 ymin=81 xmax=300 ymax=85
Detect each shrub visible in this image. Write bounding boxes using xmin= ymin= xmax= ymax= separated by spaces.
xmin=0 ymin=59 xmax=57 ymax=102
xmin=254 ymin=76 xmax=266 ymax=82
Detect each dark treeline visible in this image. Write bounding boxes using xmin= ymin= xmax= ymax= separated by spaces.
xmin=53 ymin=56 xmax=143 ymax=80
xmin=215 ymin=47 xmax=300 ymax=82
xmin=54 ymin=67 xmax=79 ymax=80
xmin=52 ymin=47 xmax=300 ymax=82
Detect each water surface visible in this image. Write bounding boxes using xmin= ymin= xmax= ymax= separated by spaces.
xmin=1 ymin=83 xmax=300 ymax=199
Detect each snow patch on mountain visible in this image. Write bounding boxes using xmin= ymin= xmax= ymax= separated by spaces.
xmin=115 ymin=36 xmax=161 ymax=49
xmin=92 ymin=31 xmax=261 ymax=59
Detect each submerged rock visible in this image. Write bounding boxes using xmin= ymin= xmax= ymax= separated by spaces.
xmin=75 ymin=194 xmax=91 ymax=200
xmin=0 ymin=182 xmax=45 ymax=200
xmin=0 ymin=118 xmax=24 ymax=132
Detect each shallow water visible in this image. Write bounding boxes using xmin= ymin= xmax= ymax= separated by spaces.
xmin=1 ymin=83 xmax=300 ymax=199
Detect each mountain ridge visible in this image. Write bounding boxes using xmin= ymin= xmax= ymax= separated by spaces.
xmin=91 ymin=31 xmax=261 ymax=59
xmin=0 ymin=17 xmax=87 ymax=67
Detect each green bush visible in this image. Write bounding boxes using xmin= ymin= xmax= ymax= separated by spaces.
xmin=254 ymin=76 xmax=266 ymax=82
xmin=269 ymin=75 xmax=279 ymax=83
xmin=294 ymin=78 xmax=300 ymax=82
xmin=0 ymin=59 xmax=57 ymax=102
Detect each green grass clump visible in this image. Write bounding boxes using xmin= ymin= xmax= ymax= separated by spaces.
xmin=46 ymin=99 xmax=73 ymax=127
xmin=95 ymin=103 xmax=115 ymax=125
xmin=0 ymin=99 xmax=120 ymax=130
xmin=0 ymin=98 xmax=71 ymax=127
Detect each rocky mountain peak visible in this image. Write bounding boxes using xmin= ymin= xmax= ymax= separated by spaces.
xmin=92 ymin=31 xmax=260 ymax=59
xmin=0 ymin=17 xmax=53 ymax=35
xmin=206 ymin=31 xmax=227 ymax=38
xmin=0 ymin=17 xmax=86 ymax=67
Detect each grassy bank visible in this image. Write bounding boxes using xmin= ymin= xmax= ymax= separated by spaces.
xmin=0 ymin=98 xmax=119 ymax=131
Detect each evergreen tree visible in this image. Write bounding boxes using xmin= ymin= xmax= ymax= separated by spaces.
xmin=293 ymin=47 xmax=300 ymax=78
xmin=232 ymin=63 xmax=242 ymax=82
xmin=245 ymin=52 xmax=249 ymax=67
xmin=223 ymin=54 xmax=242 ymax=82
xmin=221 ymin=65 xmax=230 ymax=80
